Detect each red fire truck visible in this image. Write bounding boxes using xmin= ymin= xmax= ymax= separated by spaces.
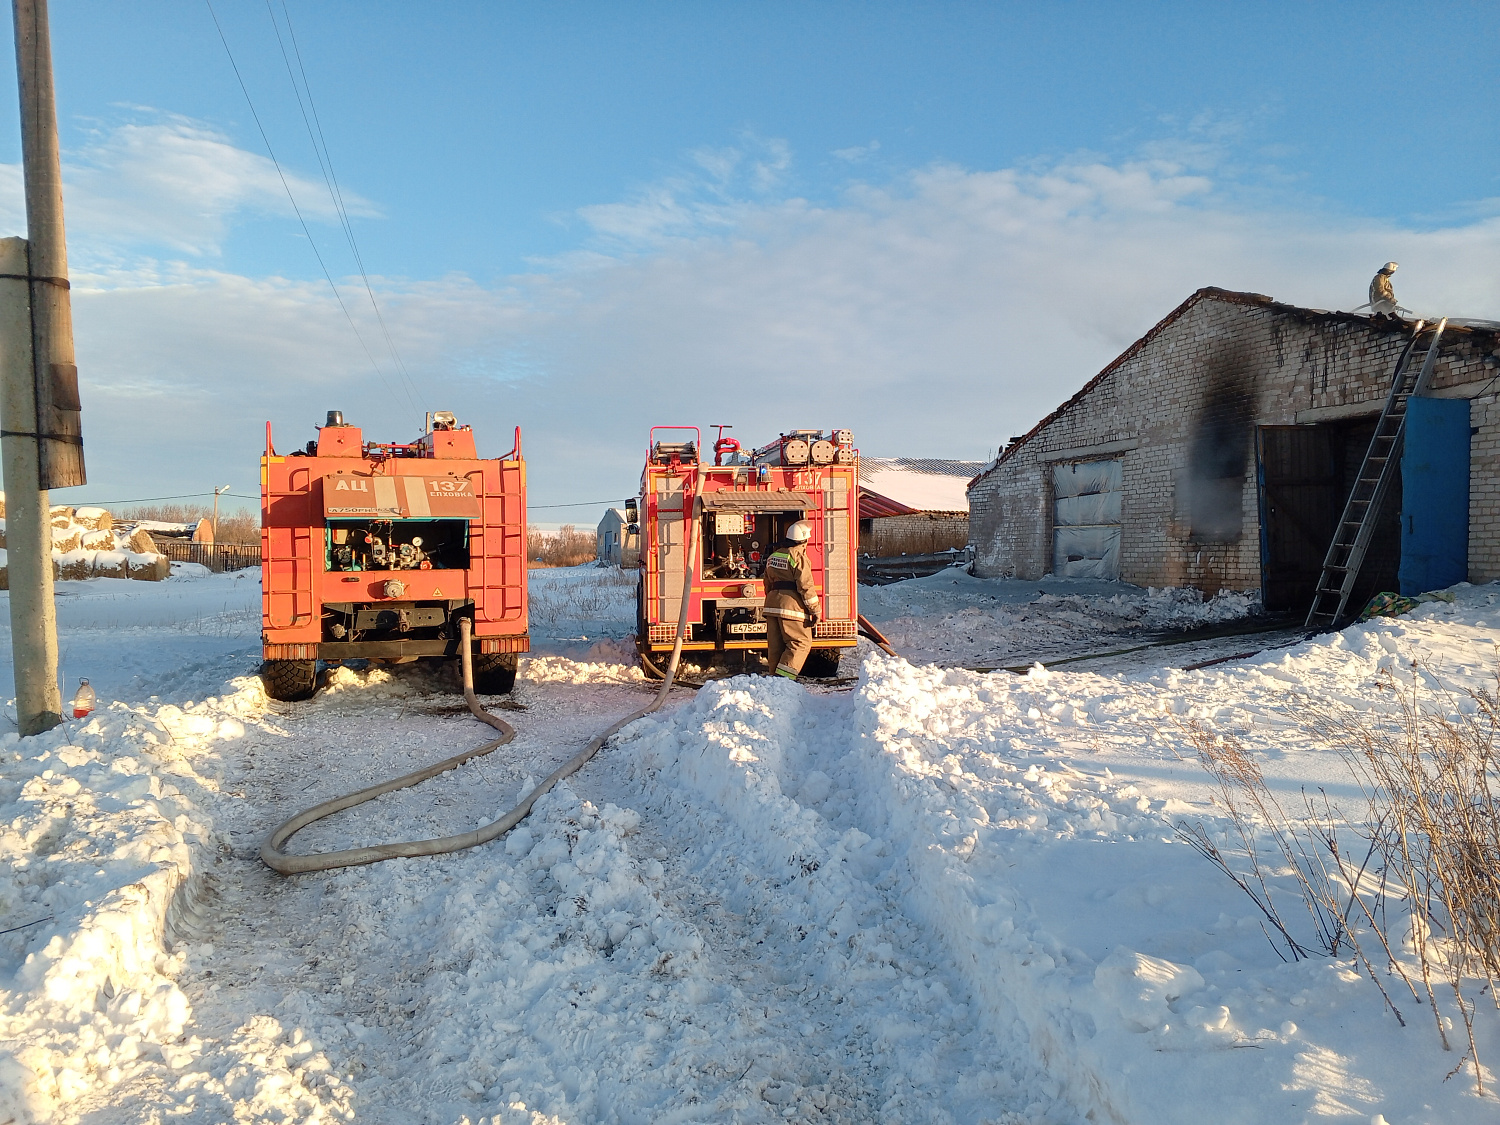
xmin=633 ymin=426 xmax=859 ymax=677
xmin=260 ymin=410 xmax=528 ymax=701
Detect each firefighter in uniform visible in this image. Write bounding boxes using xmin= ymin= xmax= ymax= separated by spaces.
xmin=761 ymin=520 xmax=819 ymax=679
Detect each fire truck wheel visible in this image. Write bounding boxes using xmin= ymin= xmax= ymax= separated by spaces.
xmin=803 ymin=648 xmax=843 ymax=679
xmin=471 ymin=652 xmax=518 ymax=695
xmin=261 ymin=659 xmax=318 ymax=702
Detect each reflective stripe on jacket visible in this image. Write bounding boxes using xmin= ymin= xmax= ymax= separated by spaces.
xmin=762 ymin=542 xmax=819 ymax=620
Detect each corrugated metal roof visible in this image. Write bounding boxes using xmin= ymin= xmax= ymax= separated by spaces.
xmin=858 ymin=492 xmax=917 ymax=519
xmin=861 ymin=457 xmax=988 ymax=478
xmin=859 ymin=458 xmax=986 ymax=516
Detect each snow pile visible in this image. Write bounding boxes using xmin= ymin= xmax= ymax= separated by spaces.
xmin=522 ymin=647 xmax=645 ymax=684
xmin=860 ymin=569 xmax=1260 ymax=666
xmin=613 ymin=588 xmax=1500 ymax=1122
xmin=0 ymin=686 xmax=355 ymax=1124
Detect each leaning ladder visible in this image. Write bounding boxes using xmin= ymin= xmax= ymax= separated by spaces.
xmin=1304 ymin=317 xmax=1447 ymax=630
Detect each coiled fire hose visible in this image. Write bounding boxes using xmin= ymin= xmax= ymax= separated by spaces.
xmin=260 ymin=499 xmax=703 ymax=875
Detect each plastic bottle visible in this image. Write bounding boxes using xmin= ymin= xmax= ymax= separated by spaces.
xmin=71 ymin=678 xmax=95 ymax=719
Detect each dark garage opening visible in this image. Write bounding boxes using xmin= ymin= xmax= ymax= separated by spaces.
xmin=1257 ymin=419 xmax=1401 ymax=613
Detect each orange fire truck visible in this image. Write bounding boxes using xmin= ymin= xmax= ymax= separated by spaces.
xmin=633 ymin=426 xmax=859 ymax=677
xmin=260 ymin=410 xmax=528 ymax=701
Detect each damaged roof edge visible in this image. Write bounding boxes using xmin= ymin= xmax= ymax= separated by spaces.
xmin=971 ymin=286 xmax=1500 ymax=485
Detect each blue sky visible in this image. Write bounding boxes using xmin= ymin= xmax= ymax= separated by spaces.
xmin=1 ymin=1 xmax=1496 ymax=517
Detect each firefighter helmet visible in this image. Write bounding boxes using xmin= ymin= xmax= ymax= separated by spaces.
xmin=786 ymin=520 xmax=813 ymax=542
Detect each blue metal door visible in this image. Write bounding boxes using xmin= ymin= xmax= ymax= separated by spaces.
xmin=1399 ymin=396 xmax=1470 ymax=595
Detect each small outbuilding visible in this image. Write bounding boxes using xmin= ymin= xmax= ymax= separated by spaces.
xmin=967 ymin=287 xmax=1500 ymax=610
xmin=859 ymin=458 xmax=987 ymax=557
xmin=596 ymin=508 xmax=639 ymax=567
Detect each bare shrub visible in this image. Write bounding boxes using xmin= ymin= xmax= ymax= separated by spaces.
xmin=122 ymin=504 xmax=259 ymax=544
xmin=1174 ymin=722 xmax=1362 ymax=963
xmin=1175 ymin=669 xmax=1500 ymax=1094
xmin=1310 ymin=668 xmax=1500 ymax=1089
xmin=528 ymin=525 xmax=595 ymax=568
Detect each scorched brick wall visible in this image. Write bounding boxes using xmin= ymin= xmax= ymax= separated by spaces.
xmin=968 ymin=289 xmax=1500 ymax=591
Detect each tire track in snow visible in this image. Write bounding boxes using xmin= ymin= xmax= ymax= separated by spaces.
xmin=606 ymin=676 xmax=1074 ymax=1124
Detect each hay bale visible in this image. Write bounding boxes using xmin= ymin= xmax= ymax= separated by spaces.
xmin=55 ymin=549 xmax=93 ymax=580
xmin=74 ymin=506 xmax=113 ymax=531
xmin=51 ymin=528 xmax=81 ymax=553
xmin=126 ymin=552 xmax=169 ymax=581
xmin=125 ymin=528 xmax=158 ymax=555
xmin=80 ymin=529 xmax=113 ymax=550
xmin=91 ymin=550 xmax=129 ymax=579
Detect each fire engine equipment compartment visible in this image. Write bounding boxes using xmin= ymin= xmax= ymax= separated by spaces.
xmin=261 ymin=410 xmax=529 ymax=701
xmin=634 ymin=425 xmax=858 ymax=677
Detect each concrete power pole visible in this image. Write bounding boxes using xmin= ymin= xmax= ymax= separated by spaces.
xmin=0 ymin=238 xmax=59 ymax=733
xmin=2 ymin=0 xmax=84 ymax=735
xmin=13 ymin=0 xmax=82 ymax=490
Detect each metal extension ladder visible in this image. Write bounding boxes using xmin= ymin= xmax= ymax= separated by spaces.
xmin=1304 ymin=317 xmax=1447 ymax=629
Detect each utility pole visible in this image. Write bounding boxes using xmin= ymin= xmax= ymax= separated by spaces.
xmin=2 ymin=0 xmax=83 ymax=735
xmin=0 ymin=238 xmax=58 ymax=733
xmin=212 ymin=484 xmax=229 ymax=542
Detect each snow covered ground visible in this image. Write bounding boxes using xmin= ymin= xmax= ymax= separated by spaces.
xmin=1 ymin=564 xmax=1498 ymax=1123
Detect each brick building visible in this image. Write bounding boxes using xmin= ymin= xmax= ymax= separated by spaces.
xmin=967 ymin=288 xmax=1500 ymax=609
xmin=860 ymin=458 xmax=986 ymax=557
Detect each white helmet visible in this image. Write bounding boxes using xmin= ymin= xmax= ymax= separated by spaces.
xmin=786 ymin=520 xmax=813 ymax=542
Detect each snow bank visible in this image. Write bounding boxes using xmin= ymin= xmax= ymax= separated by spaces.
xmin=618 ymin=588 xmax=1500 ymax=1123
xmin=0 ymin=684 xmax=354 ymax=1124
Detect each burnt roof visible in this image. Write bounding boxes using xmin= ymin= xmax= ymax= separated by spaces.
xmin=979 ymin=287 xmax=1500 ymax=477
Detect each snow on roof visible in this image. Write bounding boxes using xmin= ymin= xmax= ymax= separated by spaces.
xmin=860 ymin=458 xmax=987 ymax=515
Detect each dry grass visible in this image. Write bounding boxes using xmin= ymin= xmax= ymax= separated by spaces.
xmin=122 ymin=503 xmax=259 ymax=544
xmin=1310 ymin=669 xmax=1500 ymax=1089
xmin=528 ymin=525 xmax=596 ymax=568
xmin=1175 ymin=722 xmax=1361 ymax=963
xmin=1174 ymin=668 xmax=1500 ymax=1093
xmin=526 ymin=566 xmax=635 ymax=631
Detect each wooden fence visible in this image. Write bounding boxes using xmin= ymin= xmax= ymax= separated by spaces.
xmin=151 ymin=539 xmax=262 ymax=573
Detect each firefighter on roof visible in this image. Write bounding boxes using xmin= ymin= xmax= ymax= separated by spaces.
xmin=762 ymin=520 xmax=819 ymax=679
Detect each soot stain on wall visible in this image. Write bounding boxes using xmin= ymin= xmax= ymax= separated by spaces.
xmin=1184 ymin=342 xmax=1257 ymax=542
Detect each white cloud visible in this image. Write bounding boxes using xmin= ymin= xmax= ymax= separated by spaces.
xmin=832 ymin=140 xmax=880 ymax=163
xmin=0 ymin=114 xmax=375 ymax=259
xmin=43 ymin=126 xmax=1500 ymax=519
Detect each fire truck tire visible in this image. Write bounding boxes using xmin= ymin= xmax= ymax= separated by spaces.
xmin=803 ymin=648 xmax=843 ymax=679
xmin=262 ymin=659 xmax=318 ymax=702
xmin=470 ymin=652 xmax=518 ymax=695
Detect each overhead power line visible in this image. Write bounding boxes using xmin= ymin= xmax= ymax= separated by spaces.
xmin=70 ymin=492 xmax=260 ymax=505
xmin=528 ymin=499 xmax=627 ymax=509
xmin=203 ymin=0 xmax=419 ymax=419
xmin=265 ymin=0 xmax=425 ymax=414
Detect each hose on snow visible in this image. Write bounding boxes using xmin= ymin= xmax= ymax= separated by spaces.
xmin=260 ymin=497 xmax=704 ymax=875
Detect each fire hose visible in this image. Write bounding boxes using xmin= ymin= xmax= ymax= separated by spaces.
xmin=260 ymin=498 xmax=704 ymax=875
